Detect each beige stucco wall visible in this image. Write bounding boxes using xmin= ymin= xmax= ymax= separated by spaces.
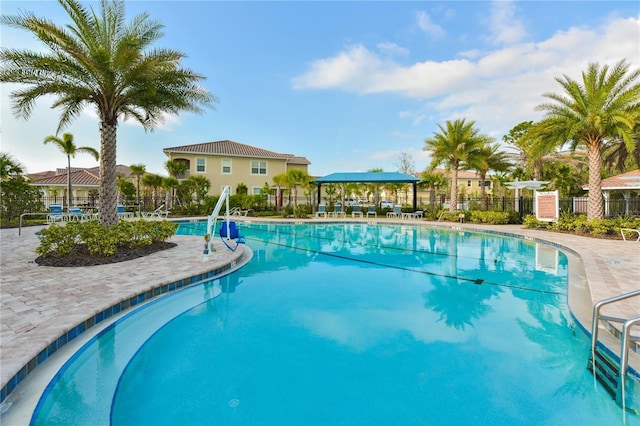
xmin=168 ymin=154 xmax=308 ymax=196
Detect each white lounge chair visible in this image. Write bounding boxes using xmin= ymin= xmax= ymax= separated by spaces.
xmin=331 ymin=204 xmax=346 ymax=218
xmin=316 ymin=204 xmax=327 ymax=218
xmin=386 ymin=205 xmax=402 ymax=218
xmin=352 ymin=205 xmax=363 ymax=218
xmin=366 ymin=205 xmax=377 ymax=218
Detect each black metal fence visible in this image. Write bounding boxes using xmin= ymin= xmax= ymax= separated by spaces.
xmin=14 ymin=195 xmax=640 ymax=218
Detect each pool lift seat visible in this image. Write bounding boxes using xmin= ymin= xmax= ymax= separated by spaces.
xmin=206 ymin=186 xmax=246 ymax=252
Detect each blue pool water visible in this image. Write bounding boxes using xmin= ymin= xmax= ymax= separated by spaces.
xmin=31 ymin=222 xmax=638 ymax=425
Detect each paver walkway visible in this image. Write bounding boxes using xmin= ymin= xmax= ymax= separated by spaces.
xmin=1 ymin=218 xmax=638 ymax=421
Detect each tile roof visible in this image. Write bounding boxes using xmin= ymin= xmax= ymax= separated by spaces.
xmin=163 ymin=140 xmax=310 ymax=165
xmin=599 ymin=169 xmax=640 ymax=190
xmin=29 ymin=169 xmax=100 ymax=186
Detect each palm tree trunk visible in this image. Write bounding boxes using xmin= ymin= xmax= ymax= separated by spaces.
xmin=99 ymin=121 xmax=119 ymax=226
xmin=479 ymin=172 xmax=487 ymax=210
xmin=587 ymin=140 xmax=604 ymax=220
xmin=450 ymin=165 xmax=459 ymax=212
xmin=67 ymin=154 xmax=72 ymax=212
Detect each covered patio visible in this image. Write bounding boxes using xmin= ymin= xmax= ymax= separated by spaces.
xmin=313 ymin=172 xmax=421 ymax=211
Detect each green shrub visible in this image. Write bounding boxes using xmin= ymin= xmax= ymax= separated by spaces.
xmin=468 ymin=210 xmax=512 ymax=224
xmin=522 ymin=214 xmax=542 ymax=229
xmin=36 ymin=220 xmax=178 ymax=258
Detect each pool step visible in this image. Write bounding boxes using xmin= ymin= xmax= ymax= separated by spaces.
xmin=587 ymin=348 xmax=619 ymax=399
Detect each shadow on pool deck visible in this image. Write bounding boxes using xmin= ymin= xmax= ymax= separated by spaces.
xmin=1 ymin=218 xmax=638 ymax=418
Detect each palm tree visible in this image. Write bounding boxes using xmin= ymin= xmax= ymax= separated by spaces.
xmin=162 ymin=177 xmax=179 ymax=209
xmin=165 ymin=160 xmax=188 ymax=180
xmin=467 ymin=141 xmax=513 ymax=210
xmin=424 ymin=119 xmax=487 ymax=212
xmin=44 ymin=132 xmax=99 ymax=211
xmin=1 ymin=0 xmax=215 ymax=226
xmin=272 ymin=173 xmax=287 ymax=212
xmin=129 ymin=164 xmax=146 ymax=206
xmin=534 ymin=60 xmax=640 ymax=220
xmin=142 ymin=174 xmax=164 ymax=209
xmin=284 ymin=169 xmax=311 ymax=207
xmin=0 ymin=152 xmax=24 ymax=179
xmin=420 ymin=170 xmax=448 ymax=208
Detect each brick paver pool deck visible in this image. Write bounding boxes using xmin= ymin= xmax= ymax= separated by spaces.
xmin=1 ymin=218 xmax=638 ymax=422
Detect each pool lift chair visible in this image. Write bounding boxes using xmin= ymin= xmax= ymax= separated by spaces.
xmin=205 ymin=186 xmax=246 ymax=253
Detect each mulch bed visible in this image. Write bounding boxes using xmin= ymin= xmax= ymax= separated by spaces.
xmin=35 ymin=241 xmax=177 ymax=267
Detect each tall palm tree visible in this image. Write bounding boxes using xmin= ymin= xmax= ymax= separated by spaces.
xmin=44 ymin=132 xmax=99 ymax=211
xmin=424 ymin=119 xmax=487 ymax=212
xmin=534 ymin=60 xmax=640 ymax=220
xmin=129 ymin=164 xmax=146 ymax=206
xmin=1 ymin=0 xmax=215 ymax=226
xmin=467 ymin=141 xmax=513 ymax=210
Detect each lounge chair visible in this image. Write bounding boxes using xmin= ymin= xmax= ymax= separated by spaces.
xmin=316 ymin=204 xmax=327 ymax=218
xmin=141 ymin=205 xmax=170 ymax=219
xmin=366 ymin=205 xmax=377 ymax=218
xmin=352 ymin=205 xmax=363 ymax=218
xmin=117 ymin=204 xmax=134 ymax=219
xmin=386 ymin=205 xmax=402 ymax=218
xmin=331 ymin=204 xmax=346 ymax=218
xmin=68 ymin=207 xmax=96 ymax=221
xmin=47 ymin=204 xmax=68 ymax=223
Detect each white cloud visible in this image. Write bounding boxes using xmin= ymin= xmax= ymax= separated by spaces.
xmin=376 ymin=42 xmax=409 ymax=57
xmin=416 ymin=10 xmax=445 ymax=38
xmin=292 ymin=16 xmax=640 ymax=138
xmin=486 ymin=0 xmax=527 ymax=45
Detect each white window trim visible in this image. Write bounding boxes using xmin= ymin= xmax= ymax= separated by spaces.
xmin=221 ymin=158 xmax=232 ymax=174
xmin=251 ymin=160 xmax=268 ymax=175
xmin=196 ymin=157 xmax=206 ymax=173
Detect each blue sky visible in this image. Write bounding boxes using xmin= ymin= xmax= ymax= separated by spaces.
xmin=2 ymin=1 xmax=639 ymax=177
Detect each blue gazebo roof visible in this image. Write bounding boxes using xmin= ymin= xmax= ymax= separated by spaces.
xmin=314 ymin=172 xmax=420 ymax=184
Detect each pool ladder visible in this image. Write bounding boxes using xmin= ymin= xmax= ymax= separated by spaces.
xmin=587 ymin=289 xmax=640 ymax=413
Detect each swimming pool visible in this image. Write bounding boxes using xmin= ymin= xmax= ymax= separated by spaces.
xmin=31 ymin=221 xmax=638 ymax=425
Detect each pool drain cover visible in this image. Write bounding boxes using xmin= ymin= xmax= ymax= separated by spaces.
xmin=228 ymin=399 xmax=240 ymax=408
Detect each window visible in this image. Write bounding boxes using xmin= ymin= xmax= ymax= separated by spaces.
xmin=222 ymin=159 xmax=232 ymax=174
xmin=252 ymin=187 xmax=262 ymax=195
xmin=251 ymin=160 xmax=267 ymax=175
xmin=196 ymin=158 xmax=206 ymax=173
xmin=467 ymin=180 xmax=471 ymax=187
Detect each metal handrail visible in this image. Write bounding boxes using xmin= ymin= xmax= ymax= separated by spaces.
xmin=18 ymin=212 xmax=50 ymax=236
xmin=590 ymin=289 xmax=640 ymax=409
xmin=591 ymin=289 xmax=640 ymax=353
xmin=620 ymin=317 xmax=640 ymax=408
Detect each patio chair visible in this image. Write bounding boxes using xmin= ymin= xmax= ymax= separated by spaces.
xmin=352 ymin=204 xmax=363 ymax=218
xmin=386 ymin=205 xmax=402 ymax=218
xmin=331 ymin=204 xmax=346 ymax=218
xmin=47 ymin=204 xmax=68 ymax=223
xmin=117 ymin=204 xmax=134 ymax=219
xmin=316 ymin=204 xmax=327 ymax=218
xmin=366 ymin=205 xmax=377 ymax=218
xmin=68 ymin=207 xmax=96 ymax=222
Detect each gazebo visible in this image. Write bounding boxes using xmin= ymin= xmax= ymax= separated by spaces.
xmin=313 ymin=172 xmax=421 ymax=211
